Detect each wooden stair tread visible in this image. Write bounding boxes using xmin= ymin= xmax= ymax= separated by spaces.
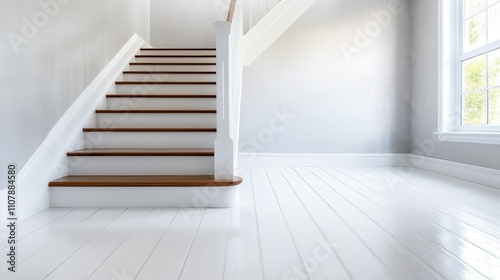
xmin=106 ymin=94 xmax=216 ymax=98
xmin=136 ymin=55 xmax=216 ymax=58
xmin=115 ymin=81 xmax=215 ymax=85
xmin=140 ymin=48 xmax=216 ymax=51
xmin=83 ymin=128 xmax=216 ymax=132
xmin=122 ymin=71 xmax=216 ymax=74
xmin=129 ymin=62 xmax=216 ymax=65
xmin=49 ymin=175 xmax=242 ymax=187
xmin=67 ymin=148 xmax=214 ymax=157
xmin=95 ymin=109 xmax=216 ymax=113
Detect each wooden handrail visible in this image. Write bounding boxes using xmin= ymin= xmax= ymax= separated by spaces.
xmin=227 ymin=0 xmax=237 ymax=23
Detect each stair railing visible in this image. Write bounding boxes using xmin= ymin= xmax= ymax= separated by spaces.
xmin=214 ymin=0 xmax=243 ymax=179
xmin=244 ymin=0 xmax=282 ymax=32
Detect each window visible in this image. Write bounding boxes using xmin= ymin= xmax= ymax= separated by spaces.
xmin=437 ymin=0 xmax=500 ymax=144
xmin=460 ymin=0 xmax=500 ymax=127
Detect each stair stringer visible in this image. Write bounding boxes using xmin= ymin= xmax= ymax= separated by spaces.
xmin=17 ymin=34 xmax=149 ymax=219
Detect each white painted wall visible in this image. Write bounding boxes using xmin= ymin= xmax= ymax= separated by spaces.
xmin=412 ymin=0 xmax=500 ymax=170
xmin=150 ymin=0 xmax=229 ymax=47
xmin=0 ymin=0 xmax=150 ymax=190
xmin=239 ymin=0 xmax=412 ymax=154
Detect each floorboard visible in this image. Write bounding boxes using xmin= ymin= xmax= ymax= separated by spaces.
xmin=266 ymin=167 xmax=351 ymax=280
xmin=374 ymin=167 xmax=500 ymax=214
xmin=251 ymin=167 xmax=305 ymax=280
xmin=223 ymin=167 xmax=263 ymax=280
xmin=45 ymin=208 xmax=150 ymax=280
xmin=135 ymin=209 xmax=204 ymax=280
xmin=178 ymin=208 xmax=232 ymax=280
xmin=87 ymin=208 xmax=175 ymax=280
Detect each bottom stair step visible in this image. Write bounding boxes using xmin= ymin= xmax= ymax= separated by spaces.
xmin=49 ymin=176 xmax=242 ymax=208
xmin=49 ymin=175 xmax=242 ymax=187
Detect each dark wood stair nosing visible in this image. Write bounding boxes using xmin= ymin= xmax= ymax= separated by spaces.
xmin=106 ymin=94 xmax=216 ymax=98
xmin=129 ymin=62 xmax=216 ymax=66
xmin=115 ymin=81 xmax=216 ymax=85
xmin=66 ymin=148 xmax=215 ymax=157
xmin=49 ymin=175 xmax=242 ymax=187
xmin=135 ymin=55 xmax=216 ymax=58
xmin=140 ymin=48 xmax=216 ymax=51
xmin=95 ymin=110 xmax=216 ymax=114
xmin=83 ymin=128 xmax=217 ymax=132
xmin=122 ymin=71 xmax=216 ymax=75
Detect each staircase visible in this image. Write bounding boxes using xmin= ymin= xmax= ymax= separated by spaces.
xmin=48 ymin=48 xmax=242 ymax=208
xmin=16 ymin=0 xmax=319 ymax=217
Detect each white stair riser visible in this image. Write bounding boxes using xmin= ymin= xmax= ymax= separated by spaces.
xmin=129 ymin=64 xmax=216 ymax=72
xmin=51 ymin=186 xmax=239 ymax=208
xmin=122 ymin=73 xmax=215 ymax=82
xmin=84 ymin=132 xmax=216 ymax=149
xmin=116 ymin=84 xmax=215 ymax=95
xmin=140 ymin=50 xmax=216 ymax=55
xmin=135 ymin=57 xmax=216 ymax=63
xmin=68 ymin=156 xmax=214 ymax=175
xmin=107 ymin=97 xmax=216 ymax=110
xmin=96 ymin=113 xmax=216 ymax=128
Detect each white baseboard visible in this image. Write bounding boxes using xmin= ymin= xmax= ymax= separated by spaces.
xmin=18 ymin=34 xmax=150 ymax=220
xmin=410 ymin=155 xmax=500 ymax=189
xmin=237 ymin=153 xmax=500 ymax=189
xmin=238 ymin=153 xmax=411 ymax=167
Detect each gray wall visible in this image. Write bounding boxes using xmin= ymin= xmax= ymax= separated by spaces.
xmin=0 ymin=0 xmax=150 ymax=182
xmin=150 ymin=0 xmax=229 ymax=47
xmin=239 ymin=0 xmax=412 ymax=154
xmin=412 ymin=0 xmax=500 ymax=169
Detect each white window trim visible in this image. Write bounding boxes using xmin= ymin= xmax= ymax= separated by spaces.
xmin=436 ymin=0 xmax=500 ymax=145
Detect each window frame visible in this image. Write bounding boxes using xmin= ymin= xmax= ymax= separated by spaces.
xmin=436 ymin=0 xmax=500 ymax=144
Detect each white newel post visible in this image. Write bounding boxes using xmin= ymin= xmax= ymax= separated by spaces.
xmin=214 ymin=21 xmax=235 ymax=179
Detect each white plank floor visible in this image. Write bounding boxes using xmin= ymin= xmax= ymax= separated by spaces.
xmin=1 ymin=167 xmax=500 ymax=280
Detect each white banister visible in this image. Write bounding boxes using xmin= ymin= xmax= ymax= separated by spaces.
xmin=213 ymin=0 xmax=243 ymax=179
xmin=214 ymin=21 xmax=234 ymax=179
